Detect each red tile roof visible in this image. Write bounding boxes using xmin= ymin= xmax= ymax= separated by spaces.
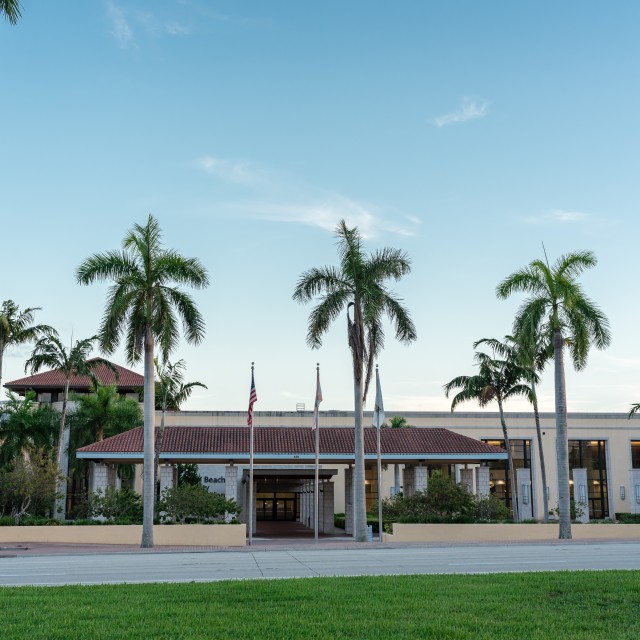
xmin=77 ymin=426 xmax=506 ymax=459
xmin=4 ymin=360 xmax=144 ymax=391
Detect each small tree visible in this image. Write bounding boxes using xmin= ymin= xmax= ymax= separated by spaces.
xmin=154 ymin=358 xmax=207 ymax=496
xmin=0 ymin=452 xmax=63 ymax=523
xmin=24 ymin=333 xmax=115 ymax=519
xmin=159 ymin=484 xmax=238 ymax=523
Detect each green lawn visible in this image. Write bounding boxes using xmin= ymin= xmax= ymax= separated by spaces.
xmin=2 ymin=571 xmax=640 ymax=639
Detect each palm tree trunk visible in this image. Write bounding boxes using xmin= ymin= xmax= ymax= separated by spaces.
xmin=0 ymin=342 xmax=5 ymax=393
xmin=54 ymin=378 xmax=71 ymax=520
xmin=554 ymin=328 xmax=572 ymax=539
xmin=154 ymin=407 xmax=166 ymax=500
xmin=531 ymin=380 xmax=549 ymax=522
xmin=353 ymin=377 xmax=367 ymax=542
xmin=349 ymin=299 xmax=368 ymax=543
xmin=497 ymin=397 xmax=519 ymax=522
xmin=141 ymin=325 xmax=155 ymax=548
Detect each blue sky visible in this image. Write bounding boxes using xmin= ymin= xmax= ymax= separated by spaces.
xmin=2 ymin=1 xmax=639 ymax=414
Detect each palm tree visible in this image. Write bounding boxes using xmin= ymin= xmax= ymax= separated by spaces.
xmin=76 ymin=214 xmax=209 ymax=547
xmin=24 ymin=333 xmax=113 ymax=519
xmin=496 ymin=251 xmax=610 ymax=538
xmin=444 ymin=340 xmax=532 ymax=522
xmin=0 ymin=300 xmax=54 ymax=392
xmin=1 ymin=0 xmax=21 ymax=24
xmin=293 ymin=220 xmax=417 ymax=541
xmin=477 ymin=334 xmax=552 ymax=522
xmin=154 ymin=357 xmax=207 ymax=496
xmin=68 ymin=384 xmax=142 ymax=511
xmin=0 ymin=391 xmax=57 ymax=466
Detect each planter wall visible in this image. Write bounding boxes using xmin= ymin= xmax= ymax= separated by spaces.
xmin=0 ymin=523 xmax=246 ymax=547
xmin=383 ymin=523 xmax=640 ymax=543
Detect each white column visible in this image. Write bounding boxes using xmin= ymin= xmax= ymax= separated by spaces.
xmin=225 ymin=465 xmax=239 ymax=502
xmin=415 ymin=465 xmax=428 ymax=493
xmin=403 ymin=465 xmax=415 ymax=497
xmin=629 ymin=470 xmax=640 ymax=515
xmin=572 ymin=468 xmax=589 ymax=523
xmin=475 ymin=466 xmax=491 ymax=497
xmin=460 ymin=468 xmax=474 ymax=494
xmin=159 ymin=464 xmax=175 ymax=496
xmin=517 ymin=467 xmax=533 ymax=520
xmin=90 ymin=463 xmax=109 ymax=494
xmin=393 ymin=464 xmax=401 ymax=496
xmin=322 ymin=481 xmax=335 ymax=533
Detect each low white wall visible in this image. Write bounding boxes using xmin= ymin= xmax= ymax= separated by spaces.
xmin=0 ymin=524 xmax=246 ymax=547
xmin=384 ymin=523 xmax=640 ymax=543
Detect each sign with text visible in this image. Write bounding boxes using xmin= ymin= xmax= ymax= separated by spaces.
xmin=197 ymin=464 xmax=227 ymax=494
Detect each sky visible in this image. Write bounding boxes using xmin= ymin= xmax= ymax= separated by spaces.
xmin=2 ymin=1 xmax=640 ymax=415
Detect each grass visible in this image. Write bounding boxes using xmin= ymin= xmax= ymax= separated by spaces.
xmin=1 ymin=571 xmax=640 ymax=639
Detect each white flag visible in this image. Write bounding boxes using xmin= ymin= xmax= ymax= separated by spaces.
xmin=373 ymin=367 xmax=384 ymax=428
xmin=312 ymin=367 xmax=323 ymax=431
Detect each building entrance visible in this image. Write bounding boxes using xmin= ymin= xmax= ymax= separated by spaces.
xmin=256 ymin=492 xmax=299 ymax=522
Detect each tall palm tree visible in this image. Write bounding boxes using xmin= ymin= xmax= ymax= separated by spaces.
xmin=76 ymin=214 xmax=209 ymax=547
xmin=444 ymin=340 xmax=532 ymax=522
xmin=0 ymin=300 xmax=54 ymax=392
xmin=24 ymin=333 xmax=112 ymax=518
xmin=154 ymin=357 xmax=207 ymax=496
xmin=496 ymin=251 xmax=610 ymax=538
xmin=1 ymin=0 xmax=21 ymax=24
xmin=293 ymin=220 xmax=416 ymax=541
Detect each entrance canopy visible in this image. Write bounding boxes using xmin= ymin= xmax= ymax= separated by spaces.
xmin=77 ymin=425 xmax=507 ymax=465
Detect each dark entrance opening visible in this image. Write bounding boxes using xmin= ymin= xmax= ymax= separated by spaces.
xmin=256 ymin=492 xmax=299 ymax=521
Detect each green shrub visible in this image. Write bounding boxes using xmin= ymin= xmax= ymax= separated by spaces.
xmin=88 ymin=487 xmax=143 ymax=523
xmin=474 ymin=493 xmax=510 ymax=522
xmin=158 ymin=484 xmax=238 ymax=523
xmin=380 ymin=470 xmax=513 ymax=530
xmin=615 ymin=512 xmax=640 ymax=523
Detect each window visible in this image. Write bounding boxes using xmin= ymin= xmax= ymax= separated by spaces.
xmin=569 ymin=440 xmax=608 ymax=519
xmin=481 ymin=439 xmax=532 ymax=515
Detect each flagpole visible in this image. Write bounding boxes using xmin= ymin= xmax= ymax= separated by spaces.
xmin=248 ymin=362 xmax=255 ymax=547
xmin=375 ymin=365 xmax=384 ymax=543
xmin=314 ymin=363 xmax=320 ymax=544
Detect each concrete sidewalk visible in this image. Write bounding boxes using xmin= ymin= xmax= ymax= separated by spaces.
xmin=4 ymin=535 xmax=640 ymax=557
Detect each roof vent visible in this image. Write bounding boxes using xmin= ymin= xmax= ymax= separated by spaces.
xmin=296 ymin=403 xmax=305 ymax=412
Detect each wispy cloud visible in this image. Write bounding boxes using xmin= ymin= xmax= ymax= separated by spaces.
xmin=232 ymin=196 xmax=419 ymax=240
xmin=165 ymin=22 xmax=190 ymax=36
xmin=525 ymin=209 xmax=590 ymax=224
xmin=106 ymin=1 xmax=133 ymax=49
xmin=105 ymin=3 xmax=192 ymax=48
xmin=195 ymin=154 xmax=420 ymax=239
xmin=195 ymin=155 xmax=268 ymax=187
xmin=434 ymin=97 xmax=490 ymax=127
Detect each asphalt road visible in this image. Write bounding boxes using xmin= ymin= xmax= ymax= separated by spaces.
xmin=1 ymin=542 xmax=640 ymax=587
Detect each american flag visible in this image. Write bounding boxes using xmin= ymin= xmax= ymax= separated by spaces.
xmin=312 ymin=366 xmax=323 ymax=431
xmin=247 ymin=369 xmax=257 ymax=427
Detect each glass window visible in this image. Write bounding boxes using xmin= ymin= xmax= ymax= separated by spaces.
xmin=631 ymin=441 xmax=640 ymax=469
xmin=568 ymin=440 xmax=608 ymax=519
xmin=481 ymin=439 xmax=532 ymax=515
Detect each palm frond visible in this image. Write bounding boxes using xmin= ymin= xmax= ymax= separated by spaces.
xmin=305 ymin=289 xmax=351 ymax=349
